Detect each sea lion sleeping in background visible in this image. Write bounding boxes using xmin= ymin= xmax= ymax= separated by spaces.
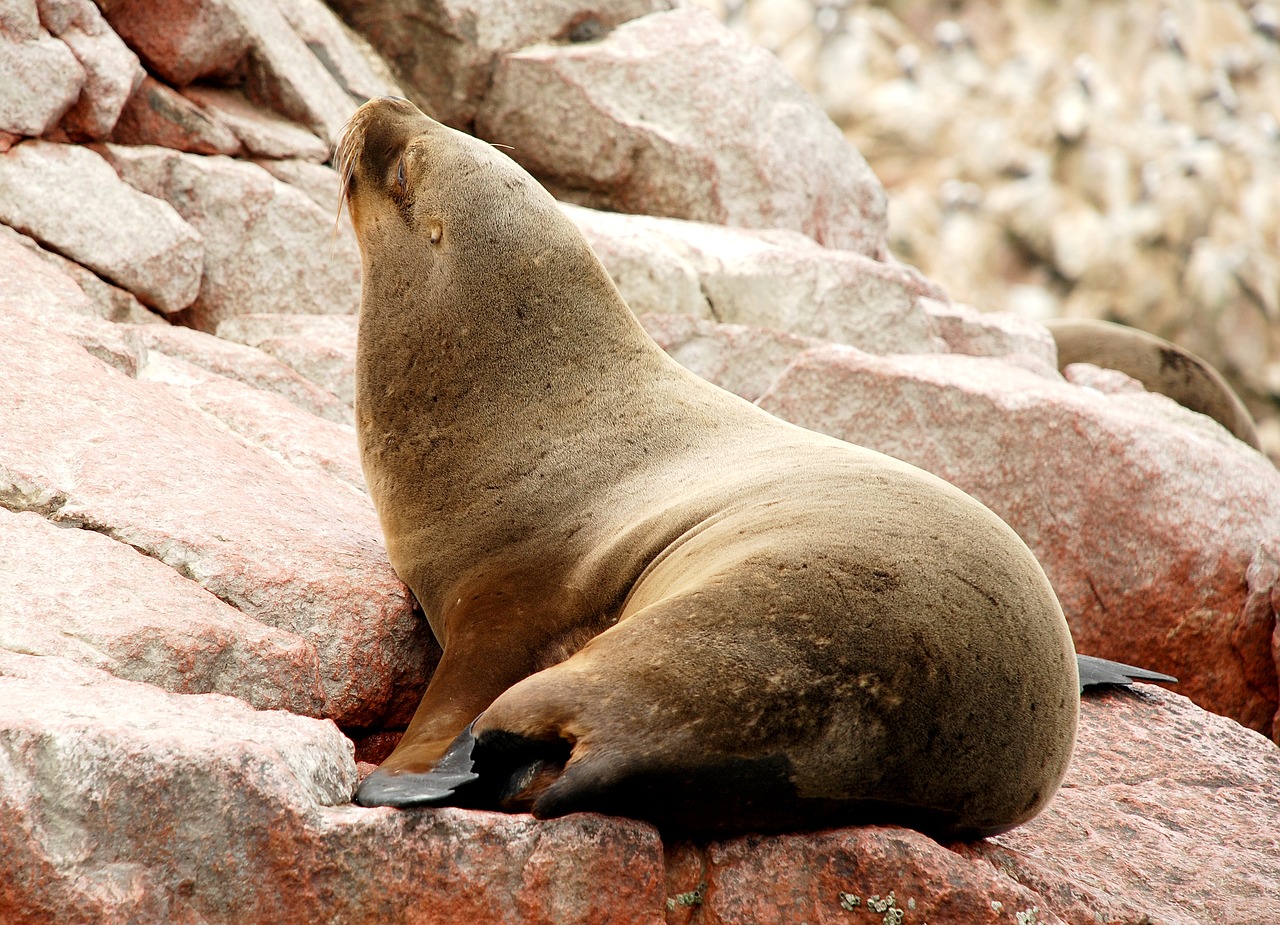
xmin=1046 ymin=317 xmax=1261 ymax=451
xmin=336 ymin=97 xmax=1166 ymax=839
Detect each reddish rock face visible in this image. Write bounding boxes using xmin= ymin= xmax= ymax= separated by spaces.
xmin=0 ymin=0 xmax=1275 ymax=920
xmin=0 ymin=297 xmax=428 ymax=729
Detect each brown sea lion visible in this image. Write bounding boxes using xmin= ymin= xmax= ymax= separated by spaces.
xmin=338 ymin=97 xmax=1079 ymax=838
xmin=1047 ymin=317 xmax=1261 ymax=450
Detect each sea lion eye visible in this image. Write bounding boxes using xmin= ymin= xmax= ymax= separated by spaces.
xmin=395 ymin=155 xmax=407 ymax=191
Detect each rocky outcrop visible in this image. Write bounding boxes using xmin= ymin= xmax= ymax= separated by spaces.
xmin=4 ymin=657 xmax=1275 ymax=923
xmin=710 ymin=0 xmax=1280 ymax=459
xmin=1 ymin=0 xmax=1277 ymax=921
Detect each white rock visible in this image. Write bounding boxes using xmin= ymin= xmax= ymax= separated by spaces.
xmin=101 ymin=144 xmax=361 ymax=330
xmin=0 ymin=0 xmax=84 ymax=136
xmin=0 ymin=140 xmax=202 ymax=312
xmin=477 ymin=7 xmax=887 ymax=256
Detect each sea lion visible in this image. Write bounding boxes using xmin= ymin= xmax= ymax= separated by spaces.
xmin=338 ymin=97 xmax=1080 ymax=838
xmin=1046 ymin=317 xmax=1261 ymax=450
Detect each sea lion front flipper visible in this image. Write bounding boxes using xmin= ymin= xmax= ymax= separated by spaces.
xmin=1076 ymin=654 xmax=1177 ymax=693
xmin=353 ymin=720 xmax=482 ymax=808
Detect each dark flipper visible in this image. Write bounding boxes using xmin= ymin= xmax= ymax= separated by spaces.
xmin=1077 ymin=654 xmax=1177 ymax=694
xmin=353 ymin=720 xmax=481 ymax=808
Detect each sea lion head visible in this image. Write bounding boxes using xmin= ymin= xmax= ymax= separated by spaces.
xmin=335 ymin=97 xmax=580 ymax=293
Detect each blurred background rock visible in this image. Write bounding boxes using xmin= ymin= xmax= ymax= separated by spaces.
xmin=695 ymin=0 xmax=1280 ymax=461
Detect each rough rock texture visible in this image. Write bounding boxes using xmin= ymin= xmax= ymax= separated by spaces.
xmin=0 ymin=140 xmax=203 ymax=311
xmin=111 ymin=74 xmax=245 ymax=154
xmin=182 ymin=85 xmax=329 ymax=161
xmin=0 ymin=0 xmax=84 ymax=136
xmin=95 ymin=0 xmax=390 ymax=145
xmin=99 ymin=143 xmax=361 ymax=330
xmin=3 ymin=654 xmax=1274 ymax=924
xmin=0 ymin=508 xmax=325 ymax=713
xmin=0 ymin=266 xmax=427 ymax=728
xmin=478 ymin=7 xmax=888 ymax=256
xmin=754 ymin=343 xmax=1280 ymax=735
xmin=0 ymin=222 xmax=159 ymax=323
xmin=706 ymin=0 xmax=1280 ymax=460
xmin=132 ymin=320 xmax=353 ymax=425
xmin=138 ymin=350 xmax=365 ymax=492
xmin=217 ymin=312 xmax=358 ymax=407
xmin=965 ymin=686 xmax=1280 ymax=925
xmin=37 ymin=0 xmax=144 ymax=139
xmin=325 ymin=0 xmax=673 ymax=129
xmin=565 ymin=203 xmax=937 ymax=353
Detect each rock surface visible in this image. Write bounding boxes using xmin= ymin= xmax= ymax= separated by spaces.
xmin=99 ymin=143 xmax=361 ymax=330
xmin=0 ymin=140 xmax=203 ymax=311
xmin=0 ymin=254 xmax=428 ymax=728
xmin=705 ymin=0 xmax=1280 ymax=460
xmin=326 ymin=0 xmax=672 ymax=129
xmin=478 ymin=7 xmax=888 ymax=255
xmin=3 ymin=655 xmax=1274 ymax=924
xmin=0 ymin=0 xmax=84 ymax=136
xmin=1 ymin=0 xmax=1276 ymax=921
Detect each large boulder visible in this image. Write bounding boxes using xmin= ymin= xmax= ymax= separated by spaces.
xmin=99 ymin=144 xmax=361 ymax=330
xmin=0 ymin=240 xmax=428 ymax=728
xmin=477 ymin=7 xmax=888 ymax=256
xmin=2 ymin=650 xmax=1274 ymax=924
xmin=0 ymin=0 xmax=84 ymax=136
xmin=324 ymin=0 xmax=672 ymax=129
xmin=0 ymin=140 xmax=203 ymax=312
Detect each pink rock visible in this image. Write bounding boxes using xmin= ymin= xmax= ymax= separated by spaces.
xmin=0 ymin=651 xmax=666 ymax=923
xmin=640 ymin=313 xmax=818 ymax=403
xmin=4 ymin=648 xmax=1272 ymax=924
xmin=670 ymin=828 xmax=1066 ymax=925
xmin=0 ymin=303 xmax=427 ymax=728
xmin=754 ymin=344 xmax=1280 ymax=736
xmin=216 ymin=312 xmax=358 ymax=407
xmin=327 ymin=0 xmax=672 ymax=129
xmin=0 ymin=223 xmax=159 ymax=323
xmin=0 ymin=0 xmax=84 ymax=136
xmin=132 ymin=321 xmax=352 ymax=425
xmin=0 ymin=508 xmax=325 ymax=713
xmin=95 ymin=0 xmax=249 ymax=87
xmin=566 ymin=203 xmax=936 ymax=353
xmin=98 ymin=0 xmax=380 ymax=145
xmin=254 ymin=156 xmax=355 ymax=244
xmin=0 ymin=140 xmax=202 ymax=311
xmin=100 ymin=143 xmax=361 ymax=330
xmin=275 ymin=0 xmax=403 ymax=104
xmin=967 ymin=686 xmax=1280 ymax=925
xmin=923 ymin=297 xmax=1059 ymax=370
xmin=36 ymin=0 xmax=144 ymax=139
xmin=182 ymin=86 xmax=328 ymax=161
xmin=0 ymin=221 xmax=98 ymax=316
xmin=138 ymin=349 xmax=365 ymax=493
xmin=0 ymin=651 xmax=358 ymax=922
xmin=218 ymin=0 xmax=365 ymax=146
xmin=111 ymin=75 xmax=244 ymax=155
xmin=477 ymin=7 xmax=887 ymax=256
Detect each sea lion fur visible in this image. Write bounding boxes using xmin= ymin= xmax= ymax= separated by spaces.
xmin=339 ymin=97 xmax=1080 ymax=839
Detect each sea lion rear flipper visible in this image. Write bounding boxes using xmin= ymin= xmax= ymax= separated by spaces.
xmin=353 ymin=720 xmax=481 ymax=808
xmin=1076 ymin=654 xmax=1177 ymax=693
